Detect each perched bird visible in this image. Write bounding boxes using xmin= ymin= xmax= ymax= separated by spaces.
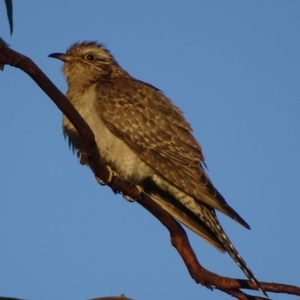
xmin=49 ymin=41 xmax=265 ymax=295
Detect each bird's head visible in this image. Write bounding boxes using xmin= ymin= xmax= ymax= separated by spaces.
xmin=49 ymin=41 xmax=124 ymax=87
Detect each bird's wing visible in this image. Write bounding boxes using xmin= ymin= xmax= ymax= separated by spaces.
xmin=95 ymin=77 xmax=249 ymax=228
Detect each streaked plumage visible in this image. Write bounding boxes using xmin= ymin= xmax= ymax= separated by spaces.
xmin=49 ymin=41 xmax=265 ymax=296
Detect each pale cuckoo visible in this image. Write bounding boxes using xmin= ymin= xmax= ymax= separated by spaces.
xmin=49 ymin=41 xmax=265 ymax=296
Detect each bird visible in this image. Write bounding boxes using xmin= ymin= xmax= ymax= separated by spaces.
xmin=49 ymin=41 xmax=266 ymax=296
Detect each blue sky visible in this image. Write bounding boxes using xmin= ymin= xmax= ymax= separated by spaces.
xmin=0 ymin=1 xmax=299 ymax=300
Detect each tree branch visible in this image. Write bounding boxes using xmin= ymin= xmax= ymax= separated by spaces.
xmin=1 ymin=43 xmax=299 ymax=299
xmin=0 ymin=295 xmax=133 ymax=300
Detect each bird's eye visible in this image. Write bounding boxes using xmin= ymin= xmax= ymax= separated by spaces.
xmin=85 ymin=53 xmax=95 ymax=61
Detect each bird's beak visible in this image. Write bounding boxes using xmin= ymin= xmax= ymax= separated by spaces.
xmin=48 ymin=52 xmax=71 ymax=62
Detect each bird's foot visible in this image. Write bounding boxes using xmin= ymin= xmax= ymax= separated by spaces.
xmin=122 ymin=185 xmax=143 ymax=202
xmin=106 ymin=165 xmax=119 ymax=183
xmin=95 ymin=165 xmax=119 ymax=186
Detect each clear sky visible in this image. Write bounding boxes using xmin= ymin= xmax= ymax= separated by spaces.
xmin=0 ymin=1 xmax=299 ymax=300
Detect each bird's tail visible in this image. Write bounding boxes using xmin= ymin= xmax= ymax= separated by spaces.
xmin=202 ymin=206 xmax=267 ymax=297
xmin=144 ymin=183 xmax=267 ymax=296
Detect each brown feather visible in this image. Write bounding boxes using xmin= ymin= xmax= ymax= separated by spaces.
xmin=94 ymin=77 xmax=249 ymax=228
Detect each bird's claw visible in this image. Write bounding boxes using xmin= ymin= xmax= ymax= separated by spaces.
xmin=95 ymin=176 xmax=106 ymax=186
xmin=122 ymin=194 xmax=135 ymax=202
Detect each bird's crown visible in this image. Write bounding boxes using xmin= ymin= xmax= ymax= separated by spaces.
xmin=65 ymin=40 xmax=115 ymax=63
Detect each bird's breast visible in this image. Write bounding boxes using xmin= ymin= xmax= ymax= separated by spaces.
xmin=63 ymin=85 xmax=153 ymax=183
